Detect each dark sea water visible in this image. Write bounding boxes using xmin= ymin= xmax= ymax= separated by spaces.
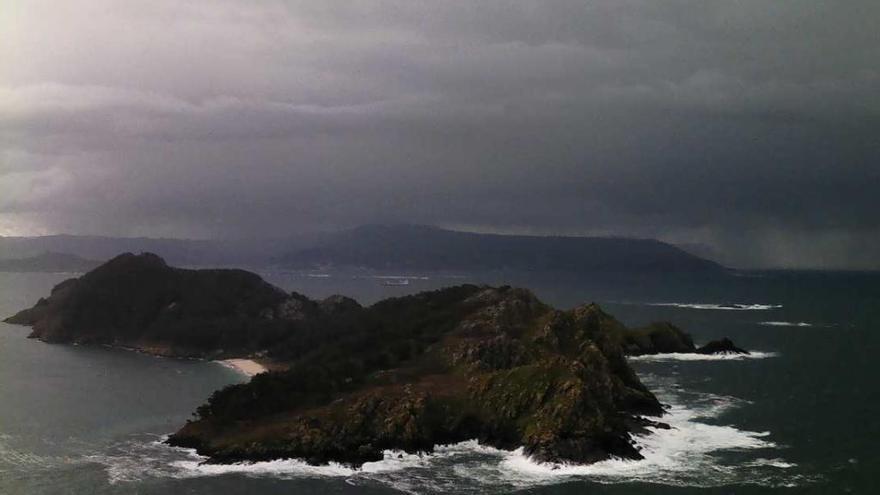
xmin=1 ymin=269 xmax=878 ymax=494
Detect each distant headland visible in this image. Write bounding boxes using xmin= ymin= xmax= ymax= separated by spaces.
xmin=0 ymin=252 xmax=101 ymax=273
xmin=0 ymin=224 xmax=726 ymax=273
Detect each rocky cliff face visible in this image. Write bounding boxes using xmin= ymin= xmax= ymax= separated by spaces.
xmin=167 ymin=286 xmax=668 ymax=466
xmin=5 ymin=253 xmax=744 ymax=467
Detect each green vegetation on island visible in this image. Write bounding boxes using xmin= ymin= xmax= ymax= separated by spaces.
xmin=5 ymin=253 xmax=744 ymax=467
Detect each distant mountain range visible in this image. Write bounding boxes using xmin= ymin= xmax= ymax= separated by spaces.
xmin=0 ymin=234 xmax=317 ymax=267
xmin=0 ymin=225 xmax=724 ymax=274
xmin=279 ymin=224 xmax=725 ymax=273
xmin=0 ymin=252 xmax=101 ymax=273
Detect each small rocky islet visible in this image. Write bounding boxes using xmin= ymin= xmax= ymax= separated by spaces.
xmin=4 ymin=253 xmax=746 ymax=467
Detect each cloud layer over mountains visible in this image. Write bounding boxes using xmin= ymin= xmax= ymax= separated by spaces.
xmin=2 ymin=1 xmax=878 ymax=268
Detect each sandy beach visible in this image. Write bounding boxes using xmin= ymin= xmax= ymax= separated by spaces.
xmin=219 ymin=359 xmax=268 ymax=377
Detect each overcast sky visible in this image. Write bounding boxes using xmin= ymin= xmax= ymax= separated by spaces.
xmin=1 ymin=1 xmax=878 ymax=268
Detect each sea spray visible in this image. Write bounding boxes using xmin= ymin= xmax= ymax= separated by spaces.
xmin=92 ymin=375 xmax=803 ymax=492
xmin=628 ymin=351 xmax=780 ymax=362
xmin=758 ymin=321 xmax=813 ymax=327
xmin=646 ymin=303 xmax=783 ymax=311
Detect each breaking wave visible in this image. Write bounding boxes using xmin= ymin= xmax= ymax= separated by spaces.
xmin=628 ymin=351 xmax=779 ymax=362
xmin=759 ymin=321 xmax=813 ymax=327
xmin=647 ymin=303 xmax=782 ymax=311
xmin=88 ymin=375 xmax=805 ymax=493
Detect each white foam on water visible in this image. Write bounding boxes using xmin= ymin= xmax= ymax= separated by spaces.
xmin=495 ymin=396 xmax=776 ymax=487
xmin=93 ymin=438 xmax=443 ymax=484
xmin=745 ymin=458 xmax=797 ymax=469
xmin=170 ymin=456 xmax=358 ymax=478
xmin=159 ymin=440 xmax=514 ymax=482
xmin=628 ymin=351 xmax=779 ymax=362
xmin=759 ymin=321 xmax=813 ymax=327
xmin=92 ymin=379 xmax=802 ymax=492
xmin=93 ymin=440 xmax=357 ymax=483
xmin=648 ymin=302 xmax=783 ymax=311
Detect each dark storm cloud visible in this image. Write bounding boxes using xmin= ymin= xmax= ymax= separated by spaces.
xmin=1 ymin=1 xmax=878 ymax=268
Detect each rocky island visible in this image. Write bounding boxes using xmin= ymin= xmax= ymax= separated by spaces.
xmin=5 ymin=253 xmax=746 ymax=467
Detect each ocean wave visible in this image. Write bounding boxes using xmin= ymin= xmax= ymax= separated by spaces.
xmin=0 ymin=434 xmax=60 ymax=473
xmin=493 ymin=378 xmax=772 ymax=486
xmin=758 ymin=321 xmax=813 ymax=327
xmin=171 ymin=455 xmax=360 ymax=478
xmin=498 ymin=403 xmax=774 ymax=486
xmin=745 ymin=458 xmax=797 ymax=469
xmin=647 ymin=302 xmax=782 ymax=311
xmin=628 ymin=351 xmax=779 ymax=362
xmin=89 ymin=375 xmax=803 ymax=492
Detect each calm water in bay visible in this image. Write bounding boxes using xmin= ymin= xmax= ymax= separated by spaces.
xmin=1 ymin=269 xmax=878 ymax=494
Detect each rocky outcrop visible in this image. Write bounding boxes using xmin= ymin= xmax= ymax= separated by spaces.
xmin=617 ymin=321 xmax=746 ymax=357
xmin=697 ymin=338 xmax=749 ymax=355
xmin=621 ymin=322 xmax=696 ymax=355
